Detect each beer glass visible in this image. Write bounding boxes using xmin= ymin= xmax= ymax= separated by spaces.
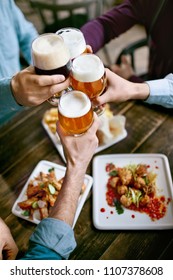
xmin=58 ymin=90 xmax=93 ymax=136
xmin=70 ymin=54 xmax=107 ymax=115
xmin=56 ymin=27 xmax=87 ymax=60
xmin=32 ymin=33 xmax=71 ymax=106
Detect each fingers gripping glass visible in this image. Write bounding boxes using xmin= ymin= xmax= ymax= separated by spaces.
xmin=32 ymin=33 xmax=71 ymax=106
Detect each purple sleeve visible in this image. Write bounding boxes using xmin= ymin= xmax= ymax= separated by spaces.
xmin=81 ymin=0 xmax=142 ymax=53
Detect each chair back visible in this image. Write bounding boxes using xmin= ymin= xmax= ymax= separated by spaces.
xmin=29 ymin=0 xmax=103 ymax=33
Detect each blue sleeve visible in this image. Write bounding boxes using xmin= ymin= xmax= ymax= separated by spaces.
xmin=0 ymin=77 xmax=24 ymax=125
xmin=11 ymin=0 xmax=38 ymax=64
xmin=145 ymin=74 xmax=173 ymax=108
xmin=0 ymin=78 xmax=22 ymax=111
xmin=20 ymin=242 xmax=63 ymax=260
xmin=21 ymin=218 xmax=77 ymax=260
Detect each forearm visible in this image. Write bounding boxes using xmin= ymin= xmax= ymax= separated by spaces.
xmin=81 ymin=1 xmax=138 ymax=53
xmin=49 ymin=166 xmax=85 ymax=226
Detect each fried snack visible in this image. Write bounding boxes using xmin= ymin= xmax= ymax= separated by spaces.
xmin=96 ymin=105 xmax=126 ymax=145
xmin=18 ymin=168 xmax=86 ymax=220
xmin=105 ymin=163 xmax=170 ymax=221
xmin=43 ymin=108 xmax=58 ymax=134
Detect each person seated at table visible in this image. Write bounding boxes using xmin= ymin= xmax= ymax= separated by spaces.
xmin=81 ymin=0 xmax=172 ymax=83
xmin=93 ymin=69 xmax=173 ymax=109
xmin=0 ymin=0 xmax=69 ymax=126
xmin=0 ymin=113 xmax=100 ymax=260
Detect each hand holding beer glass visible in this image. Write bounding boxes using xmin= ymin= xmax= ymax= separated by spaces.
xmin=32 ymin=33 xmax=71 ymax=106
xmin=70 ymin=54 xmax=107 ymax=115
xmin=58 ymin=90 xmax=93 ymax=136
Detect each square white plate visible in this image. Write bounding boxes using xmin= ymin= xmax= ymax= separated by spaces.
xmin=42 ymin=120 xmax=127 ymax=163
xmin=92 ymin=154 xmax=173 ymax=230
xmin=12 ymin=160 xmax=93 ymax=228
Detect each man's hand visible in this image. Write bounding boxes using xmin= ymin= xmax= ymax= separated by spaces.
xmin=0 ymin=218 xmax=18 ymax=260
xmin=94 ymin=68 xmax=150 ymax=106
xmin=11 ymin=66 xmax=70 ymax=106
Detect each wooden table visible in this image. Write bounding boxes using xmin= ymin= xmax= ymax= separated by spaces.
xmin=0 ymin=100 xmax=173 ymax=260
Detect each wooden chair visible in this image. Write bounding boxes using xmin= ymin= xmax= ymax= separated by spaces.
xmin=29 ymin=0 xmax=103 ymax=33
xmin=29 ymin=0 xmax=112 ymax=63
xmin=115 ymin=38 xmax=149 ymax=80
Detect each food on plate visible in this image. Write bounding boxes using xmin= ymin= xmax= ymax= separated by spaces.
xmin=105 ymin=163 xmax=171 ymax=220
xmin=43 ymin=108 xmax=58 ymax=134
xmin=97 ymin=112 xmax=126 ymax=145
xmin=18 ymin=168 xmax=86 ymax=220
xmin=43 ymin=105 xmax=126 ymax=145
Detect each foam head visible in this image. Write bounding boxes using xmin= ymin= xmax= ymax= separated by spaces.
xmin=56 ymin=28 xmax=86 ymax=59
xmin=59 ymin=90 xmax=91 ymax=118
xmin=32 ymin=33 xmax=70 ymax=70
xmin=72 ymin=54 xmax=105 ymax=82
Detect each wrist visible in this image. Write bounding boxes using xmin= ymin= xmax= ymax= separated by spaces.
xmin=130 ymin=82 xmax=150 ymax=100
xmin=66 ymin=164 xmax=86 ymax=184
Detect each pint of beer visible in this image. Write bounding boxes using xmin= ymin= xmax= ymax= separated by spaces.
xmin=32 ymin=33 xmax=71 ymax=105
xmin=58 ymin=90 xmax=93 ymax=135
xmin=56 ymin=27 xmax=87 ymax=60
xmin=70 ymin=54 xmax=106 ymax=100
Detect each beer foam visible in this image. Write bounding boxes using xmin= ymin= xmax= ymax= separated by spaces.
xmin=57 ymin=28 xmax=86 ymax=59
xmin=59 ymin=91 xmax=91 ymax=118
xmin=32 ymin=34 xmax=70 ymax=70
xmin=72 ymin=54 xmax=105 ymax=82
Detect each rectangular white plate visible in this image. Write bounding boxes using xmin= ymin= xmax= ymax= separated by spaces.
xmin=12 ymin=160 xmax=93 ymax=228
xmin=92 ymin=154 xmax=173 ymax=230
xmin=42 ymin=120 xmax=127 ymax=163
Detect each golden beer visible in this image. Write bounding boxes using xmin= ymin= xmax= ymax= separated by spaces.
xmin=70 ymin=54 xmax=106 ymax=100
xmin=56 ymin=27 xmax=87 ymax=60
xmin=58 ymin=90 xmax=93 ymax=135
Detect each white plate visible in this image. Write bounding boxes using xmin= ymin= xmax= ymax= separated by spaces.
xmin=42 ymin=120 xmax=127 ymax=163
xmin=12 ymin=160 xmax=93 ymax=228
xmin=92 ymin=154 xmax=173 ymax=230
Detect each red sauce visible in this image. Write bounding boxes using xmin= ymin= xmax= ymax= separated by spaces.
xmin=100 ymin=208 xmax=105 ymax=213
xmin=105 ymin=163 xmax=171 ymax=221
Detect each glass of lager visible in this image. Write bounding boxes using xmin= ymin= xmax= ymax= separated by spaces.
xmin=70 ymin=53 xmax=107 ymax=115
xmin=58 ymin=90 xmax=93 ymax=136
xmin=56 ymin=27 xmax=87 ymax=60
xmin=32 ymin=33 xmax=71 ymax=106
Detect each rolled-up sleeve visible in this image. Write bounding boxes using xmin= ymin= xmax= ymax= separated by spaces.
xmin=24 ymin=218 xmax=76 ymax=260
xmin=146 ymin=74 xmax=173 ymax=108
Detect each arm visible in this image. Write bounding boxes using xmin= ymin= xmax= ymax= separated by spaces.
xmin=0 ymin=218 xmax=18 ymax=260
xmin=11 ymin=0 xmax=38 ymax=64
xmin=0 ymin=67 xmax=69 ymax=125
xmin=21 ymin=114 xmax=100 ymax=260
xmin=81 ymin=0 xmax=141 ymax=53
xmin=94 ymin=69 xmax=173 ymax=108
